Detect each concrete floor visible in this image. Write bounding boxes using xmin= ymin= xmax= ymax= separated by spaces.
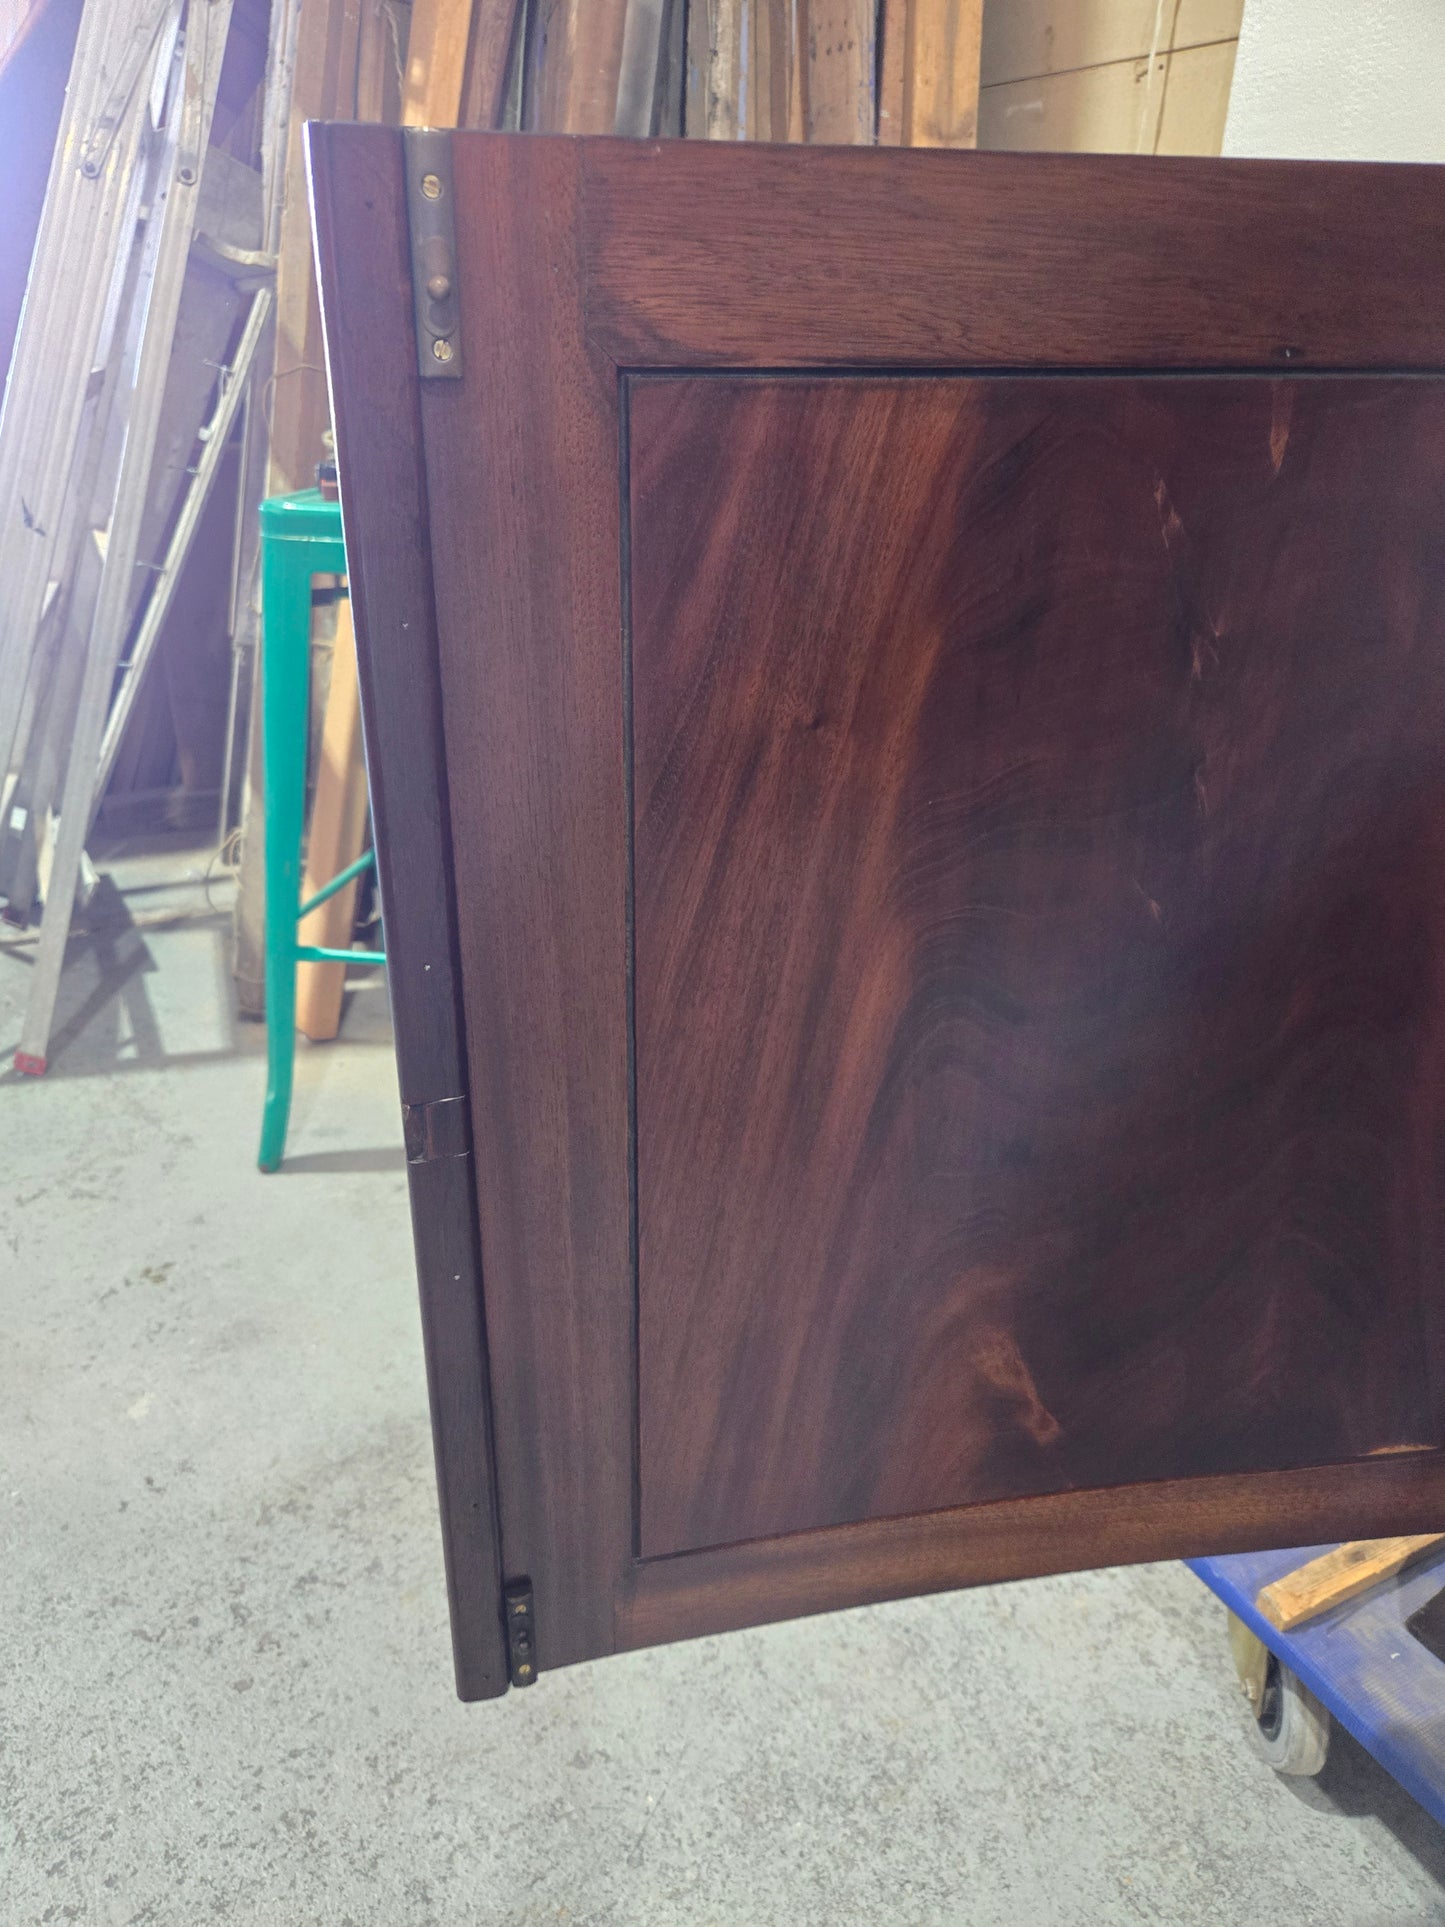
xmin=5 ymin=841 xmax=1445 ymax=1926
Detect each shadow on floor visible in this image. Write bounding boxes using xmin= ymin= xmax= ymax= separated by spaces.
xmin=271 ymin=1144 xmax=405 ymax=1176
xmin=0 ymin=878 xmax=212 ymax=1073
xmin=0 ymin=868 xmax=392 ymax=1084
xmin=1282 ymin=1718 xmax=1445 ymax=1901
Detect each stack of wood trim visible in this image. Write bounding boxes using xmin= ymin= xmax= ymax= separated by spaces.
xmin=682 ymin=0 xmax=983 ymax=147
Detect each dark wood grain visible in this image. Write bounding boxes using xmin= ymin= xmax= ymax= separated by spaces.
xmin=311 ymin=124 xmax=1445 ymax=1687
xmin=630 ymin=372 xmax=1445 ymax=1557
xmin=417 ymin=132 xmax=635 ymax=1671
xmin=578 ymin=138 xmax=1445 ymax=370
xmin=307 ymin=123 xmax=507 ymax=1699
xmin=622 ymin=1452 xmax=1445 ymax=1653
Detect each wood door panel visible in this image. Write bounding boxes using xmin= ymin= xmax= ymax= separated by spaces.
xmin=631 ymin=372 xmax=1445 ymax=1557
xmin=580 ymin=142 xmax=1445 ymax=371
xmin=309 ymin=125 xmax=1445 ymax=1693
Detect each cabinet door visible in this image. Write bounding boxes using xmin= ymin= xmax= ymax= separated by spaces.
xmin=311 ymin=126 xmax=1445 ymax=1698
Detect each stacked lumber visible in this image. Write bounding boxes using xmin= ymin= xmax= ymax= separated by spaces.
xmin=664 ymin=0 xmax=982 ymax=146
xmin=233 ymin=0 xmax=983 ymax=1025
xmin=2 ymin=0 xmax=985 ymax=1072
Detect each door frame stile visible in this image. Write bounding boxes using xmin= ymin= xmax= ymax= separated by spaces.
xmin=308 ymin=122 xmax=509 ymax=1700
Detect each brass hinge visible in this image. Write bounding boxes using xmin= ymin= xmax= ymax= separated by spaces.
xmin=403 ymin=127 xmax=463 ymax=380
xmin=503 ymin=1579 xmax=537 ymax=1687
xmin=402 ymin=1094 xmax=470 ymax=1163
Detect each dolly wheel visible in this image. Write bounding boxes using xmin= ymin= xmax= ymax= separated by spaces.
xmin=1251 ymin=1652 xmax=1331 ymax=1777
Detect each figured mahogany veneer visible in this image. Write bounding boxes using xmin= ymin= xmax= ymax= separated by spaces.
xmin=631 ymin=371 xmax=1445 ymax=1557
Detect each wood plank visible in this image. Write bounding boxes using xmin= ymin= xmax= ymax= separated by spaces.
xmin=654 ymin=0 xmax=687 ymax=135
xmin=308 ymin=122 xmax=508 ymax=1700
xmin=295 ymin=594 xmax=369 ymax=1042
xmin=747 ymin=0 xmax=804 ymax=143
xmin=888 ymin=0 xmax=983 ymax=147
xmin=460 ymin=0 xmax=523 ymax=128
xmin=683 ymin=0 xmax=707 ymax=134
xmin=1256 ymin=1536 xmax=1445 ymax=1632
xmin=267 ymin=0 xmax=362 ymax=498
xmin=878 ymin=0 xmax=905 ymax=143
xmin=356 ymin=0 xmax=404 ymax=122
xmin=686 ymin=0 xmax=799 ymax=142
xmin=685 ymin=0 xmax=740 ymax=138
xmin=402 ymin=0 xmax=473 ymax=127
xmin=614 ymin=0 xmax=668 ymax=137
xmin=527 ymin=0 xmax=628 ymax=132
xmin=806 ymin=0 xmax=874 ymax=143
xmin=578 ymin=137 xmax=1445 ymax=369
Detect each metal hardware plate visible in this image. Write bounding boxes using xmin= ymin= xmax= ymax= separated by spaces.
xmin=403 ymin=127 xmax=463 ymax=380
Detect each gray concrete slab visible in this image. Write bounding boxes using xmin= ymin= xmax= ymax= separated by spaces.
xmin=4 ymin=846 xmax=1445 ymax=1925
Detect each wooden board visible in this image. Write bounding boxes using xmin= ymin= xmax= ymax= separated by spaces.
xmin=309 ymin=127 xmax=1445 ymax=1696
xmin=526 ymin=0 xmax=629 ymax=132
xmin=402 ymin=0 xmax=474 ymax=128
xmin=576 ymin=142 xmax=1445 ymax=369
xmin=459 ymin=0 xmax=523 ymax=129
xmin=267 ymin=0 xmax=362 ymax=498
xmin=879 ymin=0 xmax=983 ymax=148
xmin=686 ymin=0 xmax=803 ymax=143
xmin=1256 ymin=1536 xmax=1445 ymax=1632
xmin=805 ymin=0 xmax=874 ymax=143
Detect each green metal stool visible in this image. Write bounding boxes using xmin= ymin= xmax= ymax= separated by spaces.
xmin=257 ymin=488 xmax=384 ymax=1172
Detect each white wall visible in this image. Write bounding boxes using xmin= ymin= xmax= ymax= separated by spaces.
xmin=1224 ymin=0 xmax=1445 ymax=161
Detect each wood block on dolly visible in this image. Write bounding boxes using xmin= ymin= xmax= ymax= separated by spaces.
xmin=1257 ymin=1537 xmax=1445 ymax=1632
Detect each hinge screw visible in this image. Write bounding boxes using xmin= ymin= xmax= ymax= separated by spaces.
xmin=420 ymin=172 xmax=442 ymax=200
xmin=432 ymin=338 xmax=454 ymax=363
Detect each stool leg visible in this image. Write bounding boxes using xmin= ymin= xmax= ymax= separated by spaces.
xmin=258 ymin=541 xmax=312 ymax=1172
